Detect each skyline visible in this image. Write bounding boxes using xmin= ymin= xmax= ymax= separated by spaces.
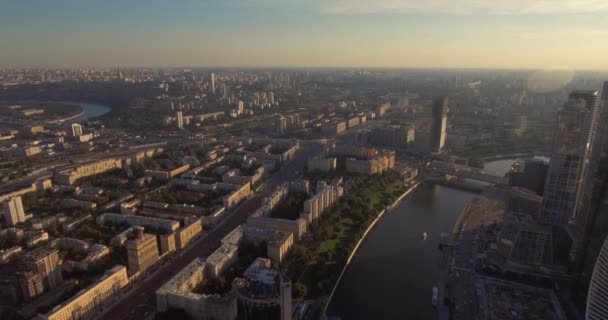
xmin=2 ymin=0 xmax=608 ymax=69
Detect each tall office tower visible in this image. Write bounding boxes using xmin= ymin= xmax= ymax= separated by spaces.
xmin=508 ymin=159 xmax=548 ymax=196
xmin=601 ymin=82 xmax=608 ymax=154
xmin=23 ymin=247 xmax=63 ymax=290
xmin=269 ymin=91 xmax=275 ymax=104
xmin=3 ymin=196 xmax=25 ymax=226
xmin=540 ymin=90 xmax=600 ymax=226
xmin=71 ymin=123 xmax=83 ymax=137
xmin=540 ymin=90 xmax=601 ymax=264
xmin=210 ymin=73 xmax=216 ymax=95
xmin=586 ymin=236 xmax=608 ymax=320
xmin=430 ymin=96 xmax=448 ymax=153
xmin=176 ymin=111 xmax=184 ymax=129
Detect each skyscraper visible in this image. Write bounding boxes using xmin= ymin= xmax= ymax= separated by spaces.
xmin=71 ymin=123 xmax=83 ymax=137
xmin=540 ymin=90 xmax=600 ymax=227
xmin=430 ymin=96 xmax=448 ymax=153
xmin=3 ymin=196 xmax=25 ymax=226
xmin=586 ymin=235 xmax=608 ymax=320
xmin=210 ymin=73 xmax=216 ymax=95
xmin=539 ymin=90 xmax=601 ymax=264
xmin=601 ymin=81 xmax=608 ymax=154
xmin=176 ymin=111 xmax=184 ymax=129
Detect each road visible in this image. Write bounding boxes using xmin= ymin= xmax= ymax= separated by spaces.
xmin=100 ymin=140 xmax=325 ymax=320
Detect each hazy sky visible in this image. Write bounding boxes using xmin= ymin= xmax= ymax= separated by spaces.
xmin=1 ymin=0 xmax=608 ymax=69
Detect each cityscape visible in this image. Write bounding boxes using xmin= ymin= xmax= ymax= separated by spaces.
xmin=2 ymin=1 xmax=608 ymax=320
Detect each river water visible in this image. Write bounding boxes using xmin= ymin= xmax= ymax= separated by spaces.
xmin=326 ymin=157 xmax=521 ymax=320
xmin=0 ymin=100 xmax=111 ymax=123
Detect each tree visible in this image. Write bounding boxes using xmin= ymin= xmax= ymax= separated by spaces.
xmin=292 ymin=282 xmax=308 ymax=299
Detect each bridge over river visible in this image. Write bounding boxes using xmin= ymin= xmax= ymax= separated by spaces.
xmin=426 ymin=160 xmax=508 ymax=185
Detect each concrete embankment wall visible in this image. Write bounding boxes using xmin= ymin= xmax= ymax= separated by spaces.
xmin=322 ymin=180 xmax=422 ymax=316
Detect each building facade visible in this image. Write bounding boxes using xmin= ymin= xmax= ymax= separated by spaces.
xmin=126 ymin=232 xmax=160 ymax=274
xmin=587 ymin=236 xmax=608 ymax=320
xmin=3 ymin=196 xmax=26 ymax=226
xmin=430 ymin=96 xmax=448 ymax=153
xmin=39 ymin=265 xmax=129 ymax=320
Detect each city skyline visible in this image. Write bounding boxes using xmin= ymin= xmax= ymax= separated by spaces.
xmin=2 ymin=0 xmax=608 ymax=69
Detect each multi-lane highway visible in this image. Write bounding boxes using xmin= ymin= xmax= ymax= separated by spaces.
xmin=100 ymin=140 xmax=325 ymax=320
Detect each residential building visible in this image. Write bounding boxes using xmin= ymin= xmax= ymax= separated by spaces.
xmin=23 ymin=247 xmax=63 ymax=291
xmin=38 ymin=265 xmax=129 ymax=320
xmin=3 ymin=196 xmax=26 ymax=226
xmin=126 ymin=231 xmax=160 ymax=274
xmin=155 ymin=258 xmax=237 ymax=320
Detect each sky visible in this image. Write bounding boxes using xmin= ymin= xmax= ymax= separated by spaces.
xmin=1 ymin=0 xmax=608 ymax=69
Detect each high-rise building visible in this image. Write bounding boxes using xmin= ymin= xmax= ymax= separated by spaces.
xmin=508 ymin=187 xmax=543 ymax=221
xmin=601 ymin=81 xmax=608 ymax=154
xmin=127 ymin=230 xmax=160 ymax=274
xmin=508 ymin=158 xmax=548 ymax=196
xmin=17 ymin=271 xmax=44 ymax=301
xmin=540 ymin=90 xmax=601 ymax=264
xmin=586 ymin=235 xmax=608 ymax=320
xmin=222 ymin=84 xmax=228 ymax=98
xmin=210 ymin=73 xmax=216 ymax=95
xmin=3 ymin=196 xmax=26 ymax=226
xmin=430 ymin=96 xmax=448 ymax=153
xmin=269 ymin=91 xmax=275 ymax=104
xmin=237 ymin=100 xmax=244 ymax=115
xmin=176 ymin=111 xmax=184 ymax=129
xmin=540 ymin=90 xmax=600 ymax=228
xmin=71 ymin=123 xmax=83 ymax=137
xmin=23 ymin=247 xmax=63 ymax=291
xmin=275 ymin=115 xmax=287 ymax=134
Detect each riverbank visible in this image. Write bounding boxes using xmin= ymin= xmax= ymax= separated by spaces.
xmin=322 ymin=179 xmax=422 ymax=316
xmin=1 ymin=100 xmax=111 ymax=123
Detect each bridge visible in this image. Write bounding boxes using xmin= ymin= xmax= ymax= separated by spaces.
xmin=426 ymin=160 xmax=508 ymax=185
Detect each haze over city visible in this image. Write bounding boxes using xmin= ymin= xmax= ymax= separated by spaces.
xmin=2 ymin=0 xmax=608 ymax=69
xmin=3 ymin=1 xmax=608 ymax=320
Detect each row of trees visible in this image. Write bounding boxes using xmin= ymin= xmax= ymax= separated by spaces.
xmin=287 ymin=172 xmax=406 ymax=299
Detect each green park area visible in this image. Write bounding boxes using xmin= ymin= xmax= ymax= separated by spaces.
xmin=285 ymin=172 xmax=406 ymax=300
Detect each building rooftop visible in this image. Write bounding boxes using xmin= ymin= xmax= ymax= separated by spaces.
xmin=206 ymin=243 xmax=237 ymax=266
xmin=221 ymin=225 xmax=244 ymax=246
xmin=24 ymin=246 xmax=58 ymax=261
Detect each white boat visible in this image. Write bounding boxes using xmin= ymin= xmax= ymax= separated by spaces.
xmin=432 ymin=286 xmax=439 ymax=307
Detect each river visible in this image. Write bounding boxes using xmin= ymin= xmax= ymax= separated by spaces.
xmin=325 ymin=157 xmax=528 ymax=319
xmin=0 ymin=100 xmax=111 ymax=123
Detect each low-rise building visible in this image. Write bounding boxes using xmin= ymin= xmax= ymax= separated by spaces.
xmin=176 ymin=219 xmax=203 ymax=250
xmin=206 ymin=243 xmax=239 ymax=279
xmin=38 ymin=265 xmax=129 ymax=320
xmin=155 ymin=258 xmax=237 ymax=320
xmin=97 ymin=213 xmax=180 ymax=233
xmin=307 ymin=156 xmax=337 ymax=173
